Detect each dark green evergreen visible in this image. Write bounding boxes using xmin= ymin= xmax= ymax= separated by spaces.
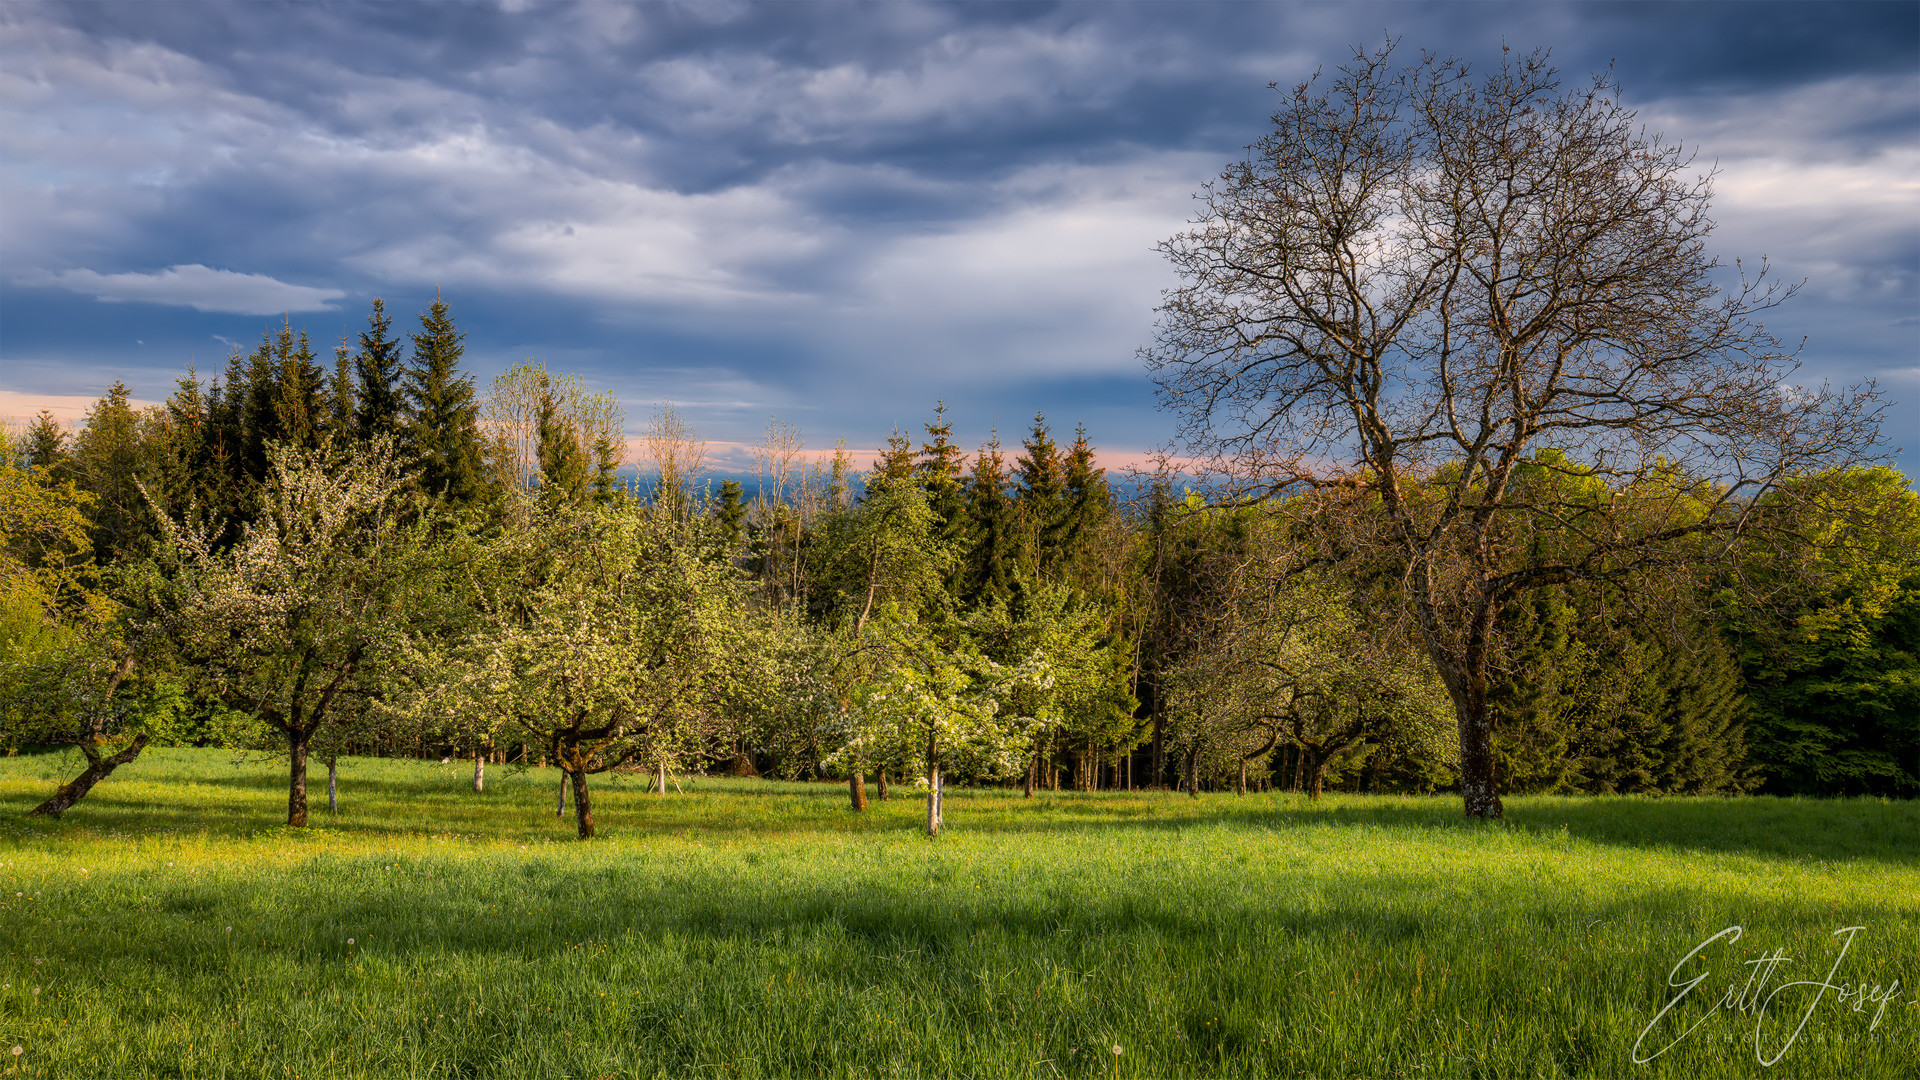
xmin=404 ymin=296 xmax=488 ymax=506
xmin=714 ymin=480 xmax=747 ymax=550
xmin=1014 ymin=412 xmax=1067 ymax=578
xmin=354 ymin=298 xmax=407 ymax=445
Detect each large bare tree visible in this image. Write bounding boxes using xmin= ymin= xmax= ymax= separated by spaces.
xmin=1145 ymin=44 xmax=1882 ymax=817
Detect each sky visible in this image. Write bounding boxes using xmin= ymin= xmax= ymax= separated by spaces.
xmin=2 ymin=1 xmax=1915 ymax=476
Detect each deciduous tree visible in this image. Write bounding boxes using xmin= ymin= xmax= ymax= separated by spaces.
xmin=1146 ymin=44 xmax=1881 ymax=816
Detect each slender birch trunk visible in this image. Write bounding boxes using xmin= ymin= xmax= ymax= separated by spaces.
xmin=473 ymin=751 xmax=485 ymax=793
xmin=328 ymin=755 xmax=339 ymax=813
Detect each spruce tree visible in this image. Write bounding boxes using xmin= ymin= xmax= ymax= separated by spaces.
xmin=917 ymin=402 xmax=968 ymax=544
xmin=327 ymin=340 xmax=356 ymax=442
xmin=354 ymin=298 xmax=407 ymax=445
xmin=714 ymin=479 xmax=747 ymax=550
xmin=1060 ymin=424 xmax=1110 ymax=570
xmin=1014 ymin=412 xmax=1066 ymax=577
xmin=24 ymin=410 xmax=69 ymax=478
xmin=241 ymin=334 xmax=282 ymax=485
xmin=405 ymin=295 xmax=488 ymax=506
xmin=536 ymin=392 xmax=589 ymax=504
xmin=869 ymin=427 xmax=917 ymax=496
xmin=590 ymin=433 xmax=623 ymax=504
xmin=271 ymin=322 xmax=326 ymax=450
xmin=962 ymin=432 xmax=1018 ymax=605
xmin=69 ymin=381 xmax=145 ymax=564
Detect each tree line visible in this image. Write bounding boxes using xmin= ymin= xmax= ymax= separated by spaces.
xmin=5 ymin=45 xmax=1915 ymax=829
xmin=2 ymin=293 xmax=1913 ymax=836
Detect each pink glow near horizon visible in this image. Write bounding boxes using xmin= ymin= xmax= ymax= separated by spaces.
xmin=6 ymin=393 xmax=1196 ymax=477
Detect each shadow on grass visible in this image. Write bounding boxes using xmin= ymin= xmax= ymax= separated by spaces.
xmin=6 ymin=785 xmax=1916 ymax=873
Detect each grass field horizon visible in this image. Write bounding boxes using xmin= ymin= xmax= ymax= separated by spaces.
xmin=2 ymin=748 xmax=1914 ymax=1078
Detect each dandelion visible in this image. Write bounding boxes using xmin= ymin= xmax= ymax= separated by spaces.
xmin=10 ymin=1046 xmax=19 ymax=1057
xmin=347 ymin=938 xmax=355 ymax=946
xmin=1113 ymin=1046 xmax=1123 ymax=1055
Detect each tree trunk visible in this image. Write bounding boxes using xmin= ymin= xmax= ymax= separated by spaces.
xmin=849 ymin=767 xmax=868 ymax=812
xmin=925 ymin=764 xmax=943 ymax=838
xmin=27 ymin=734 xmax=150 ymax=818
xmin=1236 ymin=757 xmax=1248 ymax=796
xmin=656 ymin=757 xmax=667 ymax=796
xmin=1184 ymin=747 xmax=1199 ymax=799
xmin=287 ymin=727 xmax=311 ymax=827
xmin=1455 ymin=695 xmax=1504 ymax=818
xmin=877 ymin=770 xmax=889 ymax=800
xmin=1150 ymin=715 xmax=1165 ymax=788
xmin=328 ymin=755 xmax=339 ymax=813
xmin=571 ymin=768 xmax=594 ymax=839
xmin=557 ymin=769 xmax=568 ymax=816
xmin=1023 ymin=750 xmax=1037 ymax=798
xmin=1309 ymin=756 xmax=1328 ymax=800
xmin=473 ymin=751 xmax=485 ymax=793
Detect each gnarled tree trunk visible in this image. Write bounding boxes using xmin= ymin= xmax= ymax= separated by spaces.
xmin=28 ymin=734 xmax=150 ymax=818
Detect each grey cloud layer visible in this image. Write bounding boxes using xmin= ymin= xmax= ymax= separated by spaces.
xmin=2 ymin=1 xmax=1913 ymax=459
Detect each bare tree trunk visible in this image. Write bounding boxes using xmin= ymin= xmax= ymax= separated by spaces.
xmin=1309 ymin=757 xmax=1328 ymax=800
xmin=1023 ymin=750 xmax=1037 ymax=798
xmin=328 ymin=755 xmax=339 ymax=813
xmin=877 ymin=770 xmax=889 ymax=800
xmin=1184 ymin=747 xmax=1199 ymax=799
xmin=27 ymin=734 xmax=150 ymax=818
xmin=287 ymin=728 xmax=311 ymax=827
xmin=473 ymin=751 xmax=485 ymax=793
xmin=1236 ymin=757 xmax=1248 ymax=796
xmin=656 ymin=757 xmax=667 ymax=797
xmin=571 ymin=768 xmax=594 ymax=839
xmin=557 ymin=769 xmax=568 ymax=816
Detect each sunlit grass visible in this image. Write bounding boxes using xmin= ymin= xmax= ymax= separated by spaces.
xmin=1 ymin=747 xmax=1914 ymax=1078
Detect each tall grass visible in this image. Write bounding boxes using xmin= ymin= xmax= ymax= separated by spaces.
xmin=1 ymin=747 xmax=1914 ymax=1078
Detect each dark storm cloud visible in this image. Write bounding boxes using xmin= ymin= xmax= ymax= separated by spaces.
xmin=3 ymin=0 xmax=1914 ymax=465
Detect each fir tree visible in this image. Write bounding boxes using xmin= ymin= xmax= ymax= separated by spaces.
xmin=328 ymin=340 xmax=356 ymax=441
xmin=271 ymin=321 xmax=326 ymax=450
xmin=869 ymin=427 xmax=917 ymax=497
xmin=24 ymin=410 xmax=69 ymax=478
xmin=69 ymin=381 xmax=145 ymax=563
xmin=1060 ymin=423 xmax=1110 ymax=570
xmin=405 ymin=294 xmax=488 ymax=506
xmin=917 ymin=402 xmax=968 ymax=544
xmin=590 ymin=433 xmax=623 ymax=504
xmin=536 ymin=391 xmax=589 ymax=504
xmin=962 ymin=431 xmax=1018 ymax=605
xmin=1014 ymin=412 xmax=1066 ymax=577
xmin=241 ymin=334 xmax=282 ymax=485
xmin=714 ymin=479 xmax=747 ymax=550
xmin=354 ymin=298 xmax=407 ymax=445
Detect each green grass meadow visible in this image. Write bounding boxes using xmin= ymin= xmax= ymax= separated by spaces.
xmin=0 ymin=748 xmax=1914 ymax=1078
